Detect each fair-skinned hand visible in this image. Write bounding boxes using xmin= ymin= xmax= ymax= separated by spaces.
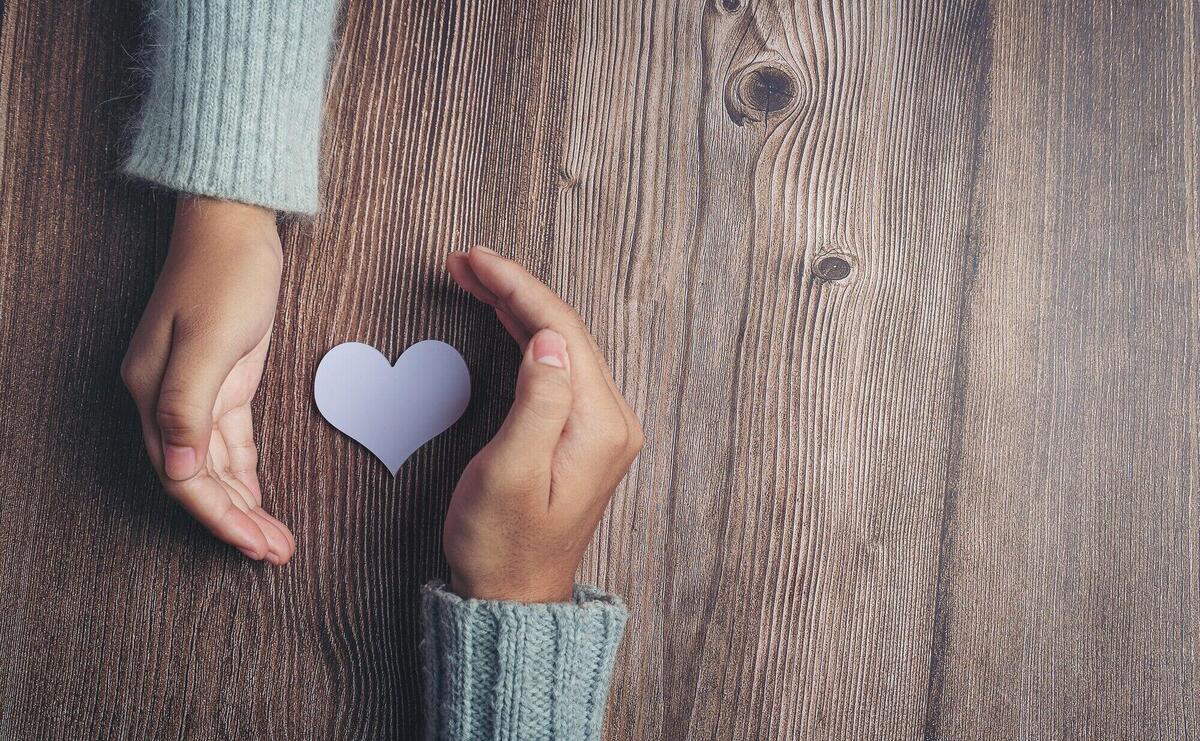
xmin=121 ymin=196 xmax=295 ymax=565
xmin=444 ymin=247 xmax=644 ymax=602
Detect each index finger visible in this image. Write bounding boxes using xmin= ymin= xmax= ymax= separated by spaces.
xmin=458 ymin=250 xmax=637 ymax=430
xmin=458 ymin=248 xmax=620 ymax=414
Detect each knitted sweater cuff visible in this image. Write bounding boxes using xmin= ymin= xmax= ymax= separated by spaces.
xmin=124 ymin=0 xmax=339 ymax=215
xmin=420 ymin=581 xmax=628 ymax=740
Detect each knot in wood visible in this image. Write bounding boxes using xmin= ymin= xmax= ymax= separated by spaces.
xmin=815 ymin=255 xmax=853 ymax=282
xmin=739 ymin=66 xmax=796 ymax=114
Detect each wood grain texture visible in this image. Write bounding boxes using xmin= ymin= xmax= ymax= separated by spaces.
xmin=925 ymin=1 xmax=1200 ymax=738
xmin=0 ymin=0 xmax=1197 ymax=739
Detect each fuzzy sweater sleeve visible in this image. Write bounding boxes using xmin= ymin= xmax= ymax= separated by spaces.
xmin=124 ymin=0 xmax=340 ymax=214
xmin=420 ymin=581 xmax=628 ymax=740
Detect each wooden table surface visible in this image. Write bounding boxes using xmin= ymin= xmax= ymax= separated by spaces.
xmin=2 ymin=1 xmax=1197 ymax=738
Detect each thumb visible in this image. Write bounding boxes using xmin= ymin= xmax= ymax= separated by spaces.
xmin=155 ymin=323 xmax=243 ymax=481
xmin=490 ymin=329 xmax=573 ymax=460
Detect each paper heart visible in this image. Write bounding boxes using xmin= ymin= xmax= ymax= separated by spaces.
xmin=313 ymin=340 xmax=471 ymax=475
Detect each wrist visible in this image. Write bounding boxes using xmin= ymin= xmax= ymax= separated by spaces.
xmin=176 ymin=193 xmax=277 ymax=226
xmin=171 ymin=195 xmax=283 ymax=266
xmin=449 ymin=572 xmax=575 ymax=604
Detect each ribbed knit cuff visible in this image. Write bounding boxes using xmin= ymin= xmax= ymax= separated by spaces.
xmin=124 ymin=0 xmax=339 ymax=214
xmin=420 ymin=581 xmax=628 ymax=741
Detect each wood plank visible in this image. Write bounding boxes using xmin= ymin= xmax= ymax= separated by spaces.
xmin=560 ymin=2 xmax=992 ymax=737
xmin=924 ymin=0 xmax=1200 ymax=737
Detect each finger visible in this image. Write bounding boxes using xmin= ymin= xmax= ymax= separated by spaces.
xmin=460 ymin=247 xmax=636 ymax=473
xmin=133 ymin=407 xmax=167 ymax=473
xmin=463 ymin=248 xmax=620 ymax=416
xmin=464 ymin=249 xmax=640 ymax=445
xmin=568 ymin=332 xmax=644 ymax=479
xmin=247 ymin=507 xmax=295 ymax=565
xmin=166 ymin=476 xmax=271 ymax=559
xmin=495 ymin=295 xmax=625 ymax=411
xmin=580 ymin=329 xmax=643 ymax=438
xmin=488 ymin=329 xmax=573 ymax=462
xmin=210 ymin=411 xmax=294 ymax=564
xmin=210 ymin=465 xmax=293 ymax=565
xmin=494 ymin=307 xmax=531 ymax=347
xmin=122 ymin=318 xmax=173 ymax=471
xmin=254 ymin=507 xmax=297 ymax=557
xmin=155 ymin=318 xmax=245 ymax=481
xmin=217 ymin=405 xmax=262 ymax=505
xmin=447 ymin=250 xmax=499 ymax=304
xmin=449 ymin=253 xmax=532 ymax=346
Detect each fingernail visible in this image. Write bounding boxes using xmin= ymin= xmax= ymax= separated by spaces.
xmin=163 ymin=444 xmax=196 ymax=480
xmin=533 ymin=330 xmax=568 ymax=369
xmin=474 ymin=245 xmax=497 ymax=255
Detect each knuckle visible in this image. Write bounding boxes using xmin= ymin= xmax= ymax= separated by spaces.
xmin=521 ymin=378 xmax=571 ymax=422
xmin=119 ymin=356 xmax=151 ymax=393
xmin=473 ymin=450 xmax=532 ymax=489
xmin=226 ymin=440 xmax=258 ymax=469
xmin=118 ymin=355 xmax=133 ymax=384
xmin=627 ymin=419 xmax=646 ymax=456
xmin=229 ymin=438 xmax=258 ymax=457
xmin=567 ymin=310 xmax=589 ymax=333
xmin=466 ymin=453 xmax=505 ymax=484
xmin=173 ymin=314 xmax=213 ymax=342
xmin=598 ymin=424 xmax=630 ymax=456
xmin=470 ymin=450 xmax=548 ymax=505
xmin=155 ymin=389 xmax=208 ymax=436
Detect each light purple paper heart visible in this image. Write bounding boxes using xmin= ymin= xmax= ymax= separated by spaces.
xmin=314 ymin=341 xmax=471 ymax=475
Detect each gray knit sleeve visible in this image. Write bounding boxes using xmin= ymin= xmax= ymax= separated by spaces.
xmin=124 ymin=0 xmax=340 ymax=214
xmin=420 ymin=581 xmax=628 ymax=740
